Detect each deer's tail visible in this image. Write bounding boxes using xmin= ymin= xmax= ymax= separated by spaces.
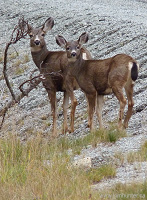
xmin=131 ymin=62 xmax=139 ymax=81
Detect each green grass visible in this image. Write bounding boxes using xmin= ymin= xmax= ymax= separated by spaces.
xmin=93 ymin=126 xmax=126 ymax=144
xmin=93 ymin=182 xmax=147 ymax=200
xmin=111 ymin=182 xmax=147 ymax=200
xmin=114 ymin=152 xmax=125 ymax=166
xmin=86 ymin=165 xmax=116 ymax=183
xmin=0 ymin=55 xmax=3 ymax=63
xmin=127 ymin=141 xmax=147 ymax=163
xmin=0 ymin=132 xmax=121 ymax=200
xmin=22 ymin=54 xmax=30 ymax=63
xmin=12 ymin=59 xmax=22 ymax=68
xmin=0 ymin=135 xmax=91 ymax=200
xmin=8 ymin=52 xmax=18 ymax=60
xmin=8 ymin=52 xmax=29 ymax=76
xmin=15 ymin=66 xmax=25 ymax=75
xmin=50 ymin=125 xmax=126 ymax=156
xmin=0 ymin=126 xmax=131 ymax=200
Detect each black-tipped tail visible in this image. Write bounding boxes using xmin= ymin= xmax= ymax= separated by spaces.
xmin=131 ymin=62 xmax=138 ymax=81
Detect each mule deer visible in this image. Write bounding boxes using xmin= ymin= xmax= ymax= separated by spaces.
xmin=56 ymin=32 xmax=139 ymax=131
xmin=27 ymin=18 xmax=92 ymax=136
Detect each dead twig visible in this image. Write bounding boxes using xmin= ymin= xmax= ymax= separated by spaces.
xmin=3 ymin=16 xmax=28 ymax=102
xmin=19 ymin=71 xmax=63 ymax=94
xmin=0 ymin=76 xmax=42 ymax=129
xmin=1 ymin=17 xmax=28 ymax=129
xmin=0 ymin=70 xmax=63 ymax=129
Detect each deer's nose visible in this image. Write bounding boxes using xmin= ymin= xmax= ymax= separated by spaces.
xmin=34 ymin=40 xmax=40 ymax=45
xmin=71 ymin=52 xmax=76 ymax=57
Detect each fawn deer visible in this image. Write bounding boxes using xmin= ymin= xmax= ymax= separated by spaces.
xmin=56 ymin=32 xmax=139 ymax=131
xmin=27 ymin=18 xmax=92 ymax=136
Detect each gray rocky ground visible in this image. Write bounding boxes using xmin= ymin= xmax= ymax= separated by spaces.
xmin=0 ymin=0 xmax=147 ymax=190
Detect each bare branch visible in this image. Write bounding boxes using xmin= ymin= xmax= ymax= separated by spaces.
xmin=1 ymin=16 xmax=29 ymax=129
xmin=3 ymin=16 xmax=28 ymax=102
xmin=0 ymin=76 xmax=42 ymax=129
xmin=0 ymin=70 xmax=63 ymax=130
xmin=19 ymin=74 xmax=43 ymax=96
xmin=19 ymin=71 xmax=63 ymax=95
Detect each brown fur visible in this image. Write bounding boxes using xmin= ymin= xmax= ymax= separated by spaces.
xmin=28 ymin=19 xmax=92 ymax=136
xmin=56 ymin=32 xmax=139 ymax=131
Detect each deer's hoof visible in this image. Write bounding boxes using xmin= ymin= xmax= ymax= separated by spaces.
xmin=62 ymin=128 xmax=68 ymax=134
xmin=68 ymin=128 xmax=74 ymax=134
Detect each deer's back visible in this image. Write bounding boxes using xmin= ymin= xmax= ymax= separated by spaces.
xmin=75 ymin=58 xmax=111 ymax=94
xmin=75 ymin=54 xmax=135 ymax=95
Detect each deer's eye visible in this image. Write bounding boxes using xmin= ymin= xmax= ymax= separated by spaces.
xmin=66 ymin=47 xmax=70 ymax=51
xmin=76 ymin=46 xmax=80 ymax=50
xmin=41 ymin=33 xmax=45 ymax=37
xmin=29 ymin=34 xmax=33 ymax=38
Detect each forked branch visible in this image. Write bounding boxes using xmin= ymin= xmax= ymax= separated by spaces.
xmin=3 ymin=16 xmax=28 ymax=102
xmin=0 ymin=70 xmax=62 ymax=129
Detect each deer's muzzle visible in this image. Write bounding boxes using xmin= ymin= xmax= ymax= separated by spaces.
xmin=34 ymin=40 xmax=40 ymax=45
xmin=71 ymin=52 xmax=76 ymax=57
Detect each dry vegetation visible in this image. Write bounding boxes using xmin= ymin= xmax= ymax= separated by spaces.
xmin=127 ymin=141 xmax=147 ymax=163
xmin=0 ymin=129 xmax=146 ymax=200
xmin=0 ymin=134 xmax=91 ymax=200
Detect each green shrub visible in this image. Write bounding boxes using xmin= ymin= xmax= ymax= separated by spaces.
xmin=86 ymin=165 xmax=116 ymax=183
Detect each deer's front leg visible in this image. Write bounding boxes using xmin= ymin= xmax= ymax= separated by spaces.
xmin=64 ymin=75 xmax=78 ymax=133
xmin=48 ymin=90 xmax=57 ymax=137
xmin=63 ymin=91 xmax=69 ymax=134
xmin=86 ymin=93 xmax=96 ymax=132
xmin=96 ymin=94 xmax=104 ymax=129
xmin=69 ymin=91 xmax=77 ymax=133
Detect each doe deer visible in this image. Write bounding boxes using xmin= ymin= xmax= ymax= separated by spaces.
xmin=27 ymin=18 xmax=92 ymax=136
xmin=56 ymin=32 xmax=139 ymax=131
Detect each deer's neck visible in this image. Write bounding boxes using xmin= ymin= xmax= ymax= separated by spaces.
xmin=69 ymin=55 xmax=85 ymax=77
xmin=31 ymin=45 xmax=49 ymax=69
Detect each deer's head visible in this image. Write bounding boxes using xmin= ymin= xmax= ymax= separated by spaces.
xmin=56 ymin=32 xmax=89 ymax=62
xmin=27 ymin=17 xmax=54 ymax=52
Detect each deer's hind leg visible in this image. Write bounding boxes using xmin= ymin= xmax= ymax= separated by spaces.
xmin=112 ymin=85 xmax=127 ymax=129
xmin=124 ymin=81 xmax=134 ymax=128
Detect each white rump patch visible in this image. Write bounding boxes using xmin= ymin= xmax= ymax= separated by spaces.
xmin=137 ymin=62 xmax=140 ymax=70
xmin=128 ymin=62 xmax=139 ymax=85
xmin=128 ymin=62 xmax=136 ymax=84
xmin=128 ymin=62 xmax=133 ymax=71
xmin=128 ymin=61 xmax=140 ymax=71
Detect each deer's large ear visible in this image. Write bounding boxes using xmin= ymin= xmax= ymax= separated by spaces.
xmin=78 ymin=32 xmax=89 ymax=45
xmin=42 ymin=17 xmax=54 ymax=33
xmin=27 ymin=24 xmax=33 ymax=34
xmin=56 ymin=35 xmax=67 ymax=49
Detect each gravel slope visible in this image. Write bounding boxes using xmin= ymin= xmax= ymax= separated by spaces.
xmin=0 ymin=0 xmax=147 ymax=189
